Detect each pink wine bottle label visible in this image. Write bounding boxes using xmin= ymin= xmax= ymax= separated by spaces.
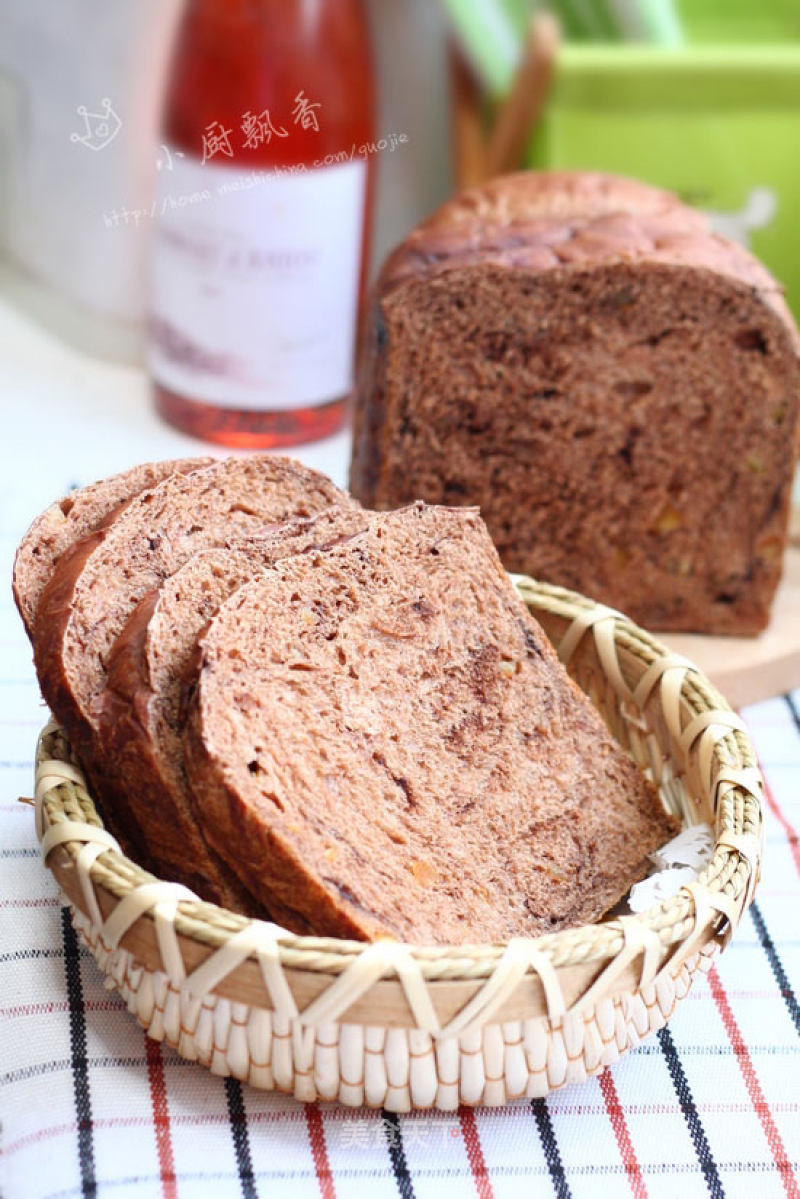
xmin=149 ymin=154 xmax=366 ymax=411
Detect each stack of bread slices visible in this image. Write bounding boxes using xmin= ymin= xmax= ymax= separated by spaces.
xmin=15 ymin=456 xmax=677 ymax=945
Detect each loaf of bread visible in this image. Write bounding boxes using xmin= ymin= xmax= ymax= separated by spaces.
xmin=33 ymin=456 xmax=357 ymax=876
xmin=184 ymin=502 xmax=677 ymax=944
xmin=349 ymin=171 xmax=800 ymax=634
xmin=98 ymin=509 xmax=367 ymax=908
xmin=13 ymin=458 xmax=210 ymax=637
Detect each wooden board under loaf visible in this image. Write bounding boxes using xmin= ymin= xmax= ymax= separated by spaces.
xmin=660 ymin=546 xmax=800 ymax=709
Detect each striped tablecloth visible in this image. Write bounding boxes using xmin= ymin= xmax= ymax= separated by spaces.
xmin=1 ymin=304 xmax=799 ymax=1198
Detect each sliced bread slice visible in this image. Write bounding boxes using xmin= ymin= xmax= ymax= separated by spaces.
xmin=13 ymin=457 xmax=210 ymax=637
xmin=184 ymin=502 xmax=678 ymax=944
xmin=33 ymin=455 xmax=358 ymax=866
xmin=97 ymin=508 xmax=368 ymax=907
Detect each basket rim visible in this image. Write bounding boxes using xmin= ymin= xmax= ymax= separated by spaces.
xmin=33 ymin=575 xmax=764 ymax=989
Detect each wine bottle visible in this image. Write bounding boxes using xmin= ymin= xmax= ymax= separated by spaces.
xmin=150 ymin=0 xmax=375 ymax=448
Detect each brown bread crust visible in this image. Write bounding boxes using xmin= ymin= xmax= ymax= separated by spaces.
xmin=97 ymin=509 xmax=368 ymax=909
xmin=350 ymin=172 xmax=800 ymax=634
xmin=13 ymin=458 xmax=211 ymax=638
xmin=184 ymin=503 xmax=678 ymax=945
xmin=33 ymin=456 xmax=358 ymax=867
xmin=377 ymin=170 xmax=715 ymax=290
xmin=407 ymin=170 xmax=712 ymax=231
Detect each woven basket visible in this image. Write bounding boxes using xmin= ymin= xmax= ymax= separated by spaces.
xmin=33 ymin=577 xmax=764 ymax=1111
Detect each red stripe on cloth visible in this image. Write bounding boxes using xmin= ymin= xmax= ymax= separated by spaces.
xmin=458 ymin=1107 xmax=495 ymax=1199
xmin=598 ymin=1069 xmax=648 ymax=1199
xmin=708 ymin=965 xmax=800 ymax=1199
xmin=4 ymin=1109 xmax=304 ymax=1157
xmin=305 ymin=1104 xmax=336 ymax=1199
xmin=144 ymin=1036 xmax=177 ymax=1199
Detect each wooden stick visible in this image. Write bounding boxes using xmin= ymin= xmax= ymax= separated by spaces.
xmin=485 ymin=11 xmax=560 ymax=180
xmin=450 ymin=42 xmax=488 ymax=191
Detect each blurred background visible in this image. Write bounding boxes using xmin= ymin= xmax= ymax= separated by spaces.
xmin=0 ymin=0 xmax=799 ymax=455
xmin=4 ymin=1 xmax=800 ymax=357
xmin=0 ymin=0 xmax=453 ymax=367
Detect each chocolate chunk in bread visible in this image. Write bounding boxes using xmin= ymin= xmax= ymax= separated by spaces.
xmin=33 ymin=456 xmax=358 ymax=867
xmin=13 ymin=458 xmax=211 ymax=637
xmin=350 ymin=170 xmax=800 ymax=635
xmin=184 ymin=502 xmax=678 ymax=944
xmin=98 ymin=508 xmax=368 ymax=909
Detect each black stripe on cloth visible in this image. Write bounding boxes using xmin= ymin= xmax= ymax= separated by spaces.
xmin=0 ymin=947 xmax=72 ymax=963
xmin=786 ymin=692 xmax=800 ymax=735
xmin=381 ymin=1110 xmax=416 ymax=1199
xmin=224 ymin=1077 xmax=257 ymax=1199
xmin=750 ymin=900 xmax=800 ymax=1038
xmin=531 ymin=1098 xmax=572 ymax=1199
xmin=61 ymin=907 xmax=96 ymax=1198
xmin=657 ymin=1025 xmax=723 ymax=1198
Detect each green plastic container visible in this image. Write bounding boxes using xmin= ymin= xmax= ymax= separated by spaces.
xmin=520 ymin=28 xmax=800 ymax=317
xmin=443 ymin=1 xmax=800 ymax=315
